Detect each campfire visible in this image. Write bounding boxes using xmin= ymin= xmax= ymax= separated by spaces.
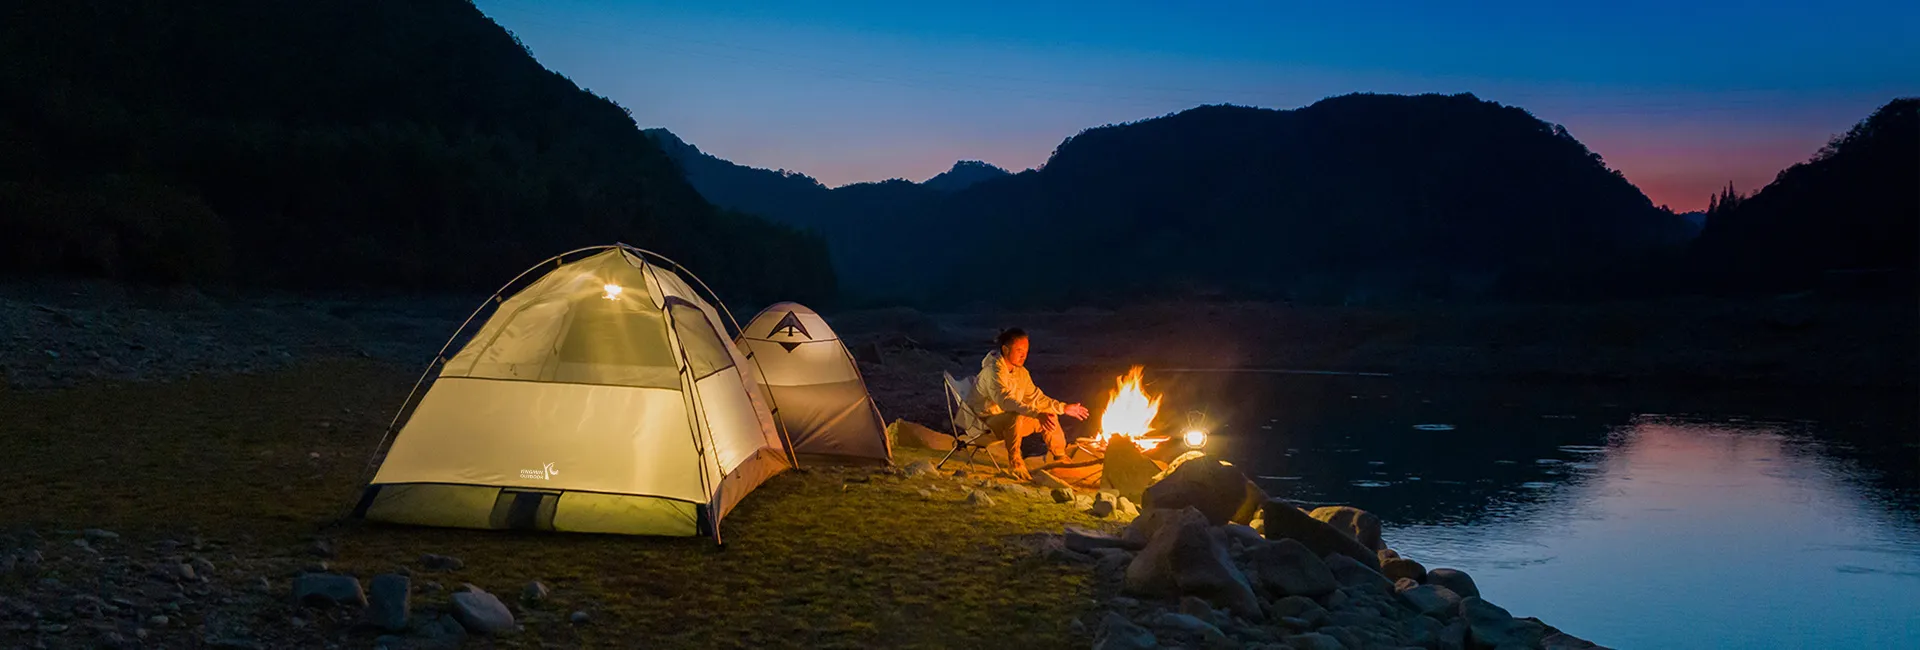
xmin=1093 ymin=366 xmax=1167 ymax=451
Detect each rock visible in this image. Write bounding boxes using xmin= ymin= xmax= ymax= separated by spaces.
xmin=1119 ymin=507 xmax=1187 ymax=549
xmin=451 ymin=588 xmax=516 ymax=636
xmin=1381 ymin=557 xmax=1426 ymax=583
xmin=1047 ymin=547 xmax=1096 ymax=565
xmin=993 ymin=482 xmax=1033 ymax=497
xmin=964 ymin=490 xmax=995 ymax=506
xmin=1100 ymin=437 xmax=1165 ymax=503
xmin=1319 ymin=588 xmax=1348 ymax=611
xmin=191 ymin=556 xmax=215 ymax=577
xmin=1088 ymin=499 xmax=1115 ymax=518
xmin=1178 ymin=596 xmax=1219 ymax=624
xmin=367 ymin=574 xmax=410 ymax=632
xmin=1401 ymin=613 xmax=1445 ymax=647
xmin=902 ymin=459 xmax=938 ymax=477
xmin=1397 ymin=584 xmax=1462 ymax=618
xmin=1377 ymin=548 xmax=1400 ymax=563
xmin=1459 ymin=597 xmax=1544 ymax=649
xmin=1051 ymin=488 xmax=1073 ymax=503
xmin=1438 ymin=619 xmax=1469 ymax=650
xmin=1541 ymin=631 xmax=1602 ymax=649
xmin=374 ymin=634 xmax=405 ymax=649
xmin=1245 ymin=538 xmax=1339 ymax=598
xmin=1260 ymin=500 xmax=1381 ymax=571
xmin=1323 ymin=553 xmax=1394 ymax=595
xmin=1270 ymin=595 xmax=1330 ymax=627
xmin=1283 ymin=632 xmax=1346 ymax=650
xmin=1307 ymin=506 xmax=1384 ymax=551
xmin=146 ymin=615 xmax=169 ymax=627
xmin=1221 ymin=522 xmax=1265 ymax=547
xmin=1093 ymin=550 xmax=1131 ymax=585
xmin=916 ymin=488 xmax=935 ymax=500
xmin=1115 ymin=496 xmax=1141 ymax=518
xmin=291 ymin=573 xmax=366 ymax=608
xmin=81 ymin=529 xmax=119 ymax=541
xmin=1140 ymin=456 xmax=1262 ymax=525
xmin=570 ymin=610 xmax=591 ymax=625
xmin=1123 ymin=506 xmax=1261 ymax=618
xmin=418 ymin=554 xmax=464 ymax=571
xmin=204 ymin=637 xmax=263 ymax=650
xmin=1064 ymin=526 xmax=1128 ymax=553
xmin=1151 ymin=611 xmax=1225 ymax=643
xmin=1426 ymin=568 xmax=1480 ymax=599
xmin=1030 ymin=469 xmax=1071 ymax=491
xmin=521 ymin=580 xmax=551 ymax=605
xmin=1094 ymin=611 xmax=1156 ymax=650
xmin=305 ymin=540 xmax=334 ymax=558
xmin=1318 ymin=625 xmax=1364 ymax=650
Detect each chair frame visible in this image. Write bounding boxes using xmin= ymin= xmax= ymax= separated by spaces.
xmin=937 ymin=371 xmax=1005 ymax=473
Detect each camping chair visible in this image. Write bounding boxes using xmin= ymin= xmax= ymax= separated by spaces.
xmin=938 ymin=371 xmax=1005 ymax=474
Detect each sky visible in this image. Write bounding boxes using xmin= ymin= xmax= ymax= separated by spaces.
xmin=475 ymin=0 xmax=1917 ymax=212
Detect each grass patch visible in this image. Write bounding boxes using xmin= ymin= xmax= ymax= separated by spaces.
xmin=0 ymin=359 xmax=1115 ymax=648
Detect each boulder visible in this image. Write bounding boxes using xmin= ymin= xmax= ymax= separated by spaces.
xmin=1177 ymin=596 xmax=1219 ymax=626
xmin=1100 ymin=437 xmax=1165 ymax=503
xmin=1245 ymin=538 xmax=1339 ymax=598
xmin=1093 ymin=550 xmax=1131 ymax=585
xmin=1377 ymin=548 xmax=1400 ymax=562
xmin=366 ymin=574 xmax=409 ymax=632
xmin=570 ymin=611 xmax=591 ymax=625
xmin=291 ymin=573 xmax=366 ymax=608
xmin=1115 ymin=496 xmax=1141 ymax=518
xmin=1323 ymin=553 xmax=1394 ymax=596
xmin=1318 ymin=625 xmax=1364 ymax=650
xmin=888 ymin=420 xmax=954 ymax=450
xmin=1459 ymin=597 xmax=1545 ymax=649
xmin=1151 ymin=612 xmax=1226 ymax=644
xmin=1051 ymin=488 xmax=1073 ymax=503
xmin=1220 ymin=523 xmax=1265 ymax=547
xmin=1397 ymin=584 xmax=1462 ymax=618
xmin=902 ymin=459 xmax=938 ymax=477
xmin=1093 ymin=612 xmax=1156 ymax=650
xmin=1308 ymin=506 xmax=1384 ymax=551
xmin=1283 ymin=632 xmax=1346 ymax=650
xmin=1141 ymin=456 xmax=1262 ymax=525
xmin=1542 ymin=631 xmax=1603 ymax=649
xmin=1401 ymin=613 xmax=1445 ymax=647
xmin=1260 ymin=500 xmax=1381 ymax=571
xmin=1065 ymin=526 xmax=1127 ymax=553
xmin=964 ymin=490 xmax=994 ymax=507
xmin=1088 ymin=499 xmax=1115 ymax=518
xmin=451 ymin=588 xmax=516 ymax=636
xmin=1269 ymin=595 xmax=1330 ymax=628
xmin=1438 ymin=619 xmax=1469 ymax=650
xmin=1426 ymin=568 xmax=1480 ymax=599
xmin=1382 ymin=557 xmax=1427 ymax=583
xmin=1122 ymin=506 xmax=1260 ymax=618
xmin=1119 ymin=508 xmax=1185 ymax=549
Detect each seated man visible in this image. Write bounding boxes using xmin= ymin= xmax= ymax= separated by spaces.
xmin=972 ymin=328 xmax=1091 ymax=480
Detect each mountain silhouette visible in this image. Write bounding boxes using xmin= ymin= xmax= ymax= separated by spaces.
xmin=0 ymin=0 xmax=834 ymax=302
xmin=661 ymin=93 xmax=1691 ymax=303
xmin=1690 ymin=98 xmax=1918 ymax=292
xmin=922 ymin=161 xmax=1013 ymax=193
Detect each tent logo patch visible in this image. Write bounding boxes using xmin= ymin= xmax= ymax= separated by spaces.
xmin=771 ymin=311 xmax=810 ymax=339
xmin=519 ymin=462 xmax=559 ymax=480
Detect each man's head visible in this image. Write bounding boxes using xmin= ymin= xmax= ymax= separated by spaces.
xmin=996 ymin=328 xmax=1030 ymax=367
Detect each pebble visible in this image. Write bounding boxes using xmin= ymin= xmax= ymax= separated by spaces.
xmin=570 ymin=611 xmax=591 ymax=624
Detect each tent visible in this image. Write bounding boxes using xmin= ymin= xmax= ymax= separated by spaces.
xmin=354 ymin=245 xmax=790 ymax=540
xmin=736 ymin=303 xmax=891 ymax=465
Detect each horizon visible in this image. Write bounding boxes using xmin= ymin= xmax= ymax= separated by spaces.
xmin=476 ymin=1 xmax=1915 ymax=212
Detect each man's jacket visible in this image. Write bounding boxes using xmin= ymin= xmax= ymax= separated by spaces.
xmin=971 ymin=351 xmax=1066 ymax=418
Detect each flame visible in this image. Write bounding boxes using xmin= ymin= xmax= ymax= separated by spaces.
xmin=1098 ymin=366 xmax=1163 ymax=448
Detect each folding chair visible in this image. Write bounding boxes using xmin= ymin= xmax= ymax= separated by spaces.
xmin=937 ymin=371 xmax=1005 ymax=473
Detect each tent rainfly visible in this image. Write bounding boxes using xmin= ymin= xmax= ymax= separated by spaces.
xmin=353 ymin=246 xmax=790 ymax=540
xmin=736 ymin=302 xmax=892 ymax=465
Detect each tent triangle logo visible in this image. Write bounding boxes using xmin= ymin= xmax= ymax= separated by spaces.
xmin=771 ymin=311 xmax=810 ymax=339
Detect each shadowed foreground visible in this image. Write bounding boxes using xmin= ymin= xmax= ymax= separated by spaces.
xmin=0 ymin=359 xmax=1106 ymax=648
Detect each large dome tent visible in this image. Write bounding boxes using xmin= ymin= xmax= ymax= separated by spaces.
xmin=353 ymin=244 xmax=792 ymax=541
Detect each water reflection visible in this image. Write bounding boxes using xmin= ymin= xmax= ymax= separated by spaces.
xmin=1048 ymin=369 xmax=1919 ymax=649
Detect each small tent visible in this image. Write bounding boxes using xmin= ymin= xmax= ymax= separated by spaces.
xmin=354 ymin=246 xmax=790 ymax=539
xmin=737 ymin=303 xmax=891 ymax=465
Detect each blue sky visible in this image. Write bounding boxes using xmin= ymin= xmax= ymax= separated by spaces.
xmin=476 ymin=0 xmax=1916 ymax=210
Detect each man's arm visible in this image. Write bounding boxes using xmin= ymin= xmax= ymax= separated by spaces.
xmin=1004 ymin=365 xmax=1067 ymax=415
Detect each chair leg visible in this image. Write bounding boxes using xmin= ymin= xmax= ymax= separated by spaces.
xmin=935 ymin=443 xmax=964 ymax=470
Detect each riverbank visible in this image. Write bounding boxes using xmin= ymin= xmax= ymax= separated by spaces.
xmin=0 ymin=359 xmax=1121 ymax=648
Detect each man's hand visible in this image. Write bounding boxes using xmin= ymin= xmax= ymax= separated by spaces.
xmin=1063 ymin=403 xmax=1091 ymax=420
xmin=1040 ymin=413 xmax=1060 ymax=433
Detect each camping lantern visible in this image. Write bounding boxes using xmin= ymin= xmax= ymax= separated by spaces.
xmin=1182 ymin=428 xmax=1208 ymax=448
xmin=601 ymin=283 xmax=623 ymax=300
